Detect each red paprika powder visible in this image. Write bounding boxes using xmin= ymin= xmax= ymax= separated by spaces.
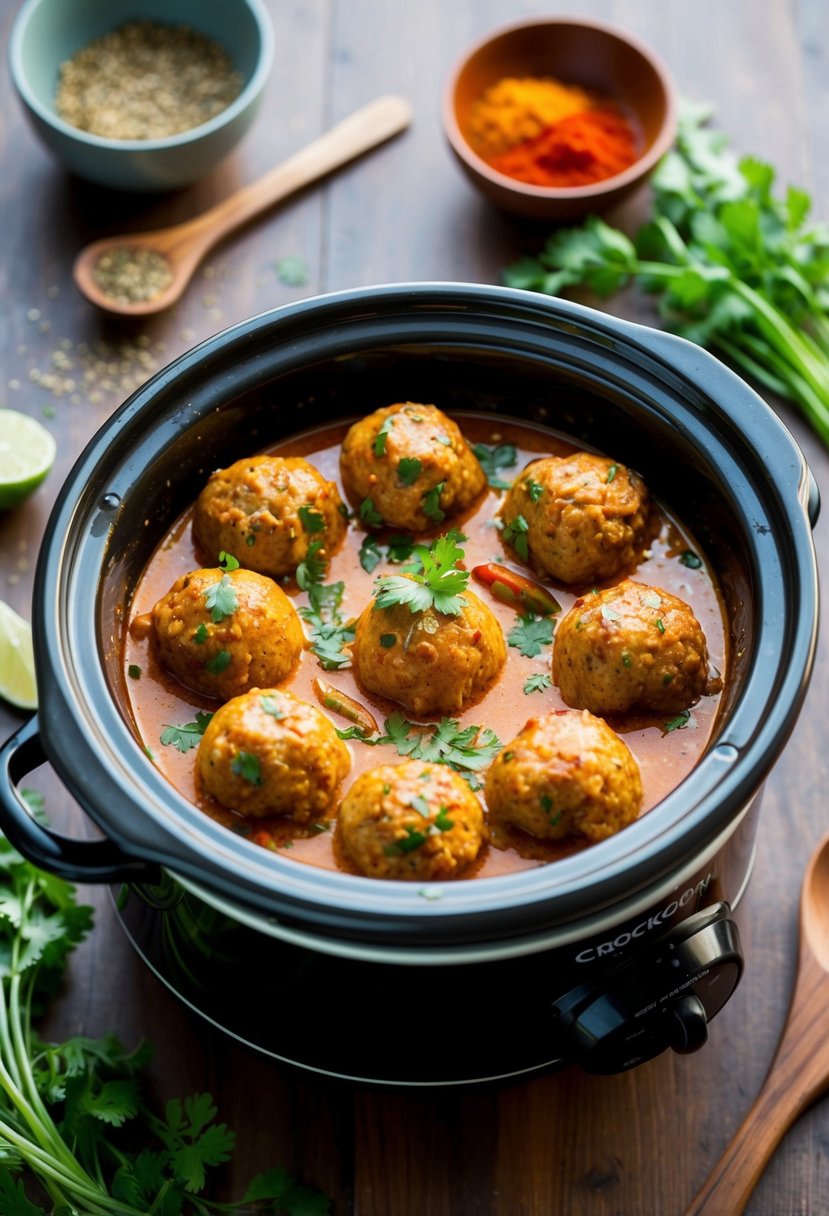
xmin=489 ymin=107 xmax=639 ymax=188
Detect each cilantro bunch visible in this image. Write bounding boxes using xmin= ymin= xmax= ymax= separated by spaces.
xmin=0 ymin=824 xmax=328 ymax=1215
xmin=504 ymin=102 xmax=829 ymax=448
xmin=373 ymin=531 xmax=469 ymax=616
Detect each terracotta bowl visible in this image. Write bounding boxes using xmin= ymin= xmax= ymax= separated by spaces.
xmin=443 ymin=16 xmax=678 ymax=221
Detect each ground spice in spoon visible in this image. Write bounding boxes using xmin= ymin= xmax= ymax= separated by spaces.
xmin=92 ymin=248 xmax=173 ymax=305
xmin=56 ymin=21 xmax=243 ymax=141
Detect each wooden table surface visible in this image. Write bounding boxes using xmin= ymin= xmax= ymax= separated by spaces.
xmin=1 ymin=1 xmax=828 ymax=1212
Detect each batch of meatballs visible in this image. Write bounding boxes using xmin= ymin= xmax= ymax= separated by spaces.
xmin=133 ymin=401 xmax=719 ymax=883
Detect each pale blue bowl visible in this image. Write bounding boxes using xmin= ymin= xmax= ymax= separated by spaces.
xmin=9 ymin=0 xmax=273 ymax=191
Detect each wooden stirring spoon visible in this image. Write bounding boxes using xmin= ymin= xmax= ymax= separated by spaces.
xmin=73 ymin=94 xmax=412 ymax=316
xmin=684 ymin=830 xmax=829 ymax=1215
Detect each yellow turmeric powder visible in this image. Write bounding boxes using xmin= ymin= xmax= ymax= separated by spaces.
xmin=467 ymin=76 xmax=594 ymax=158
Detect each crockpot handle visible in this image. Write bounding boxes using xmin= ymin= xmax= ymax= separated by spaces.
xmin=0 ymin=715 xmax=160 ymax=884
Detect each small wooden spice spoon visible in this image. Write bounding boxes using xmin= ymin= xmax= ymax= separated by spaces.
xmin=683 ymin=829 xmax=829 ymax=1216
xmin=73 ymin=94 xmax=413 ymax=316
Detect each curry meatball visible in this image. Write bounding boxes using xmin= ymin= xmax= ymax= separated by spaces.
xmin=351 ymin=587 xmax=507 ymax=716
xmin=197 ymin=688 xmax=350 ymax=821
xmin=193 ymin=455 xmax=347 ymax=578
xmin=339 ymin=760 xmax=486 ymax=880
xmin=340 ymin=402 xmax=486 ymax=532
xmin=553 ymin=579 xmax=711 ymax=715
xmin=485 ymin=710 xmax=642 ymax=843
xmin=151 ymin=567 xmax=304 ymax=700
xmin=500 ymin=452 xmax=654 ymax=583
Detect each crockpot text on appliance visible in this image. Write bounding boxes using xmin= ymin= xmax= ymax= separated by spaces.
xmin=575 ymin=875 xmax=712 ymax=963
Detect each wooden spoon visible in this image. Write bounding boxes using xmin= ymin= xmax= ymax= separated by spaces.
xmin=684 ymin=829 xmax=829 ymax=1215
xmin=72 ymin=94 xmax=413 ymax=316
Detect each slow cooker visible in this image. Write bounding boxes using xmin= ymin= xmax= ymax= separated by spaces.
xmin=0 ymin=284 xmax=819 ymax=1085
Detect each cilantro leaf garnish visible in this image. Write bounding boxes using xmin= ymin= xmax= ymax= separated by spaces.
xmin=387 ymin=534 xmax=416 ymax=563
xmin=359 ymin=535 xmax=383 ymax=573
xmin=298 ymin=504 xmax=325 ymax=534
xmin=360 ymin=497 xmax=383 ymax=528
xmin=606 ymin=463 xmax=618 ymax=483
xmin=204 ymin=649 xmax=231 ymax=674
xmin=502 ymin=513 xmax=530 ymax=561
xmin=260 ymin=694 xmax=284 ymax=718
xmin=373 ymin=415 xmax=394 ymax=456
xmin=524 ymin=478 xmax=544 ymax=502
xmin=297 ymin=538 xmax=327 ymax=588
xmin=204 ymin=573 xmax=238 ymax=623
xmin=508 ymin=613 xmax=555 ymax=658
xmin=664 ymin=709 xmax=692 ymax=733
xmin=275 ymin=254 xmax=308 ymax=285
xmin=378 ymin=712 xmax=501 ymax=774
xmin=524 ymin=672 xmax=552 ymax=694
xmin=374 ymin=532 xmax=469 ymax=616
xmin=397 ymin=457 xmax=422 ymax=486
xmin=359 ymin=533 xmax=415 ymax=573
xmin=231 ymin=751 xmax=264 ymax=785
xmin=384 ymin=827 xmax=428 ymax=856
xmin=299 ymin=581 xmax=355 ymax=670
xmin=160 ymin=711 xmax=213 ymax=752
xmin=473 ymin=443 xmax=518 ymax=490
xmin=422 ymin=481 xmax=446 ymax=523
xmin=434 ymin=806 xmax=454 ymax=831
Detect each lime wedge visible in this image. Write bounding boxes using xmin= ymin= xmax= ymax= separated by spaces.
xmin=0 ymin=410 xmax=57 ymax=510
xmin=0 ymin=601 xmax=37 ymax=710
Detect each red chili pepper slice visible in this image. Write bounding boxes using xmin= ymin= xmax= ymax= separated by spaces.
xmin=472 ymin=563 xmax=561 ymax=616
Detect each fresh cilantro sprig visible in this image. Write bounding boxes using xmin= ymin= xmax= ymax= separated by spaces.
xmin=204 ymin=553 xmax=240 ymax=624
xmin=346 ymin=712 xmax=500 ymax=789
xmin=0 ymin=827 xmax=330 ymax=1215
xmin=160 ymin=711 xmax=213 ymax=753
xmin=373 ymin=532 xmax=469 ymax=617
xmin=503 ymin=101 xmax=829 ymax=450
xmin=358 ymin=533 xmax=415 ymax=574
xmin=501 ymin=514 xmax=530 ymax=562
xmin=473 ymin=443 xmax=518 ymax=490
xmin=508 ymin=613 xmax=555 ymax=658
xmin=524 ymin=672 xmax=552 ymax=694
xmin=300 ymin=581 xmax=355 ymax=670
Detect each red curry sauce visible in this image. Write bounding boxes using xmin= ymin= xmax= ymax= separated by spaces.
xmin=123 ymin=415 xmax=727 ymax=877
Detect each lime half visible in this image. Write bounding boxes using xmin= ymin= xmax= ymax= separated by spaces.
xmin=0 ymin=601 xmax=37 ymax=710
xmin=0 ymin=410 xmax=57 ymax=510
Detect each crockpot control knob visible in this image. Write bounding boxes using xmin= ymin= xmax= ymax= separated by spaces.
xmin=551 ymin=903 xmax=743 ymax=1074
xmin=668 ymin=993 xmax=708 ymax=1054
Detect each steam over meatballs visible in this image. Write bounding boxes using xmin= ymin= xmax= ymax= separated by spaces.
xmin=351 ymin=588 xmax=507 ymax=717
xmin=193 ymin=455 xmax=346 ymax=578
xmin=151 ymin=567 xmax=304 ymax=700
xmin=197 ymin=688 xmax=350 ymax=822
xmin=500 ymin=452 xmax=654 ymax=584
xmin=340 ymin=402 xmax=486 ymax=532
xmin=553 ymin=579 xmax=712 ymax=715
xmin=339 ymin=760 xmax=486 ymax=880
xmin=485 ymin=710 xmax=642 ymax=843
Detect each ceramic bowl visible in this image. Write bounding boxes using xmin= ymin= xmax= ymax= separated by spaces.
xmin=443 ymin=16 xmax=677 ymax=221
xmin=8 ymin=0 xmax=273 ymax=191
